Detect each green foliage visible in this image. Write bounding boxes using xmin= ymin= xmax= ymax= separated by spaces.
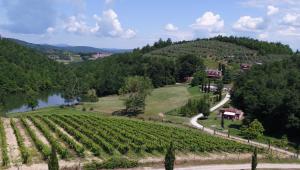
xmin=179 ymin=96 xmax=210 ymax=117
xmin=119 ymin=76 xmax=153 ymax=115
xmin=176 ymin=54 xmax=205 ymax=82
xmin=85 ymin=157 xmax=138 ymax=170
xmin=251 ymin=147 xmax=258 ymax=170
xmin=212 ymin=36 xmax=293 ymax=55
xmin=28 ymin=116 xmax=69 ymax=159
xmin=191 ymin=70 xmax=206 ymax=87
xmin=232 ymin=56 xmax=300 ymax=139
xmin=38 ymin=116 xmax=85 ymax=157
xmin=48 ymin=147 xmax=59 ymax=170
xmin=242 ymin=119 xmax=265 ymax=140
xmin=10 ymin=119 xmax=30 ymax=164
xmin=165 ymin=142 xmax=175 ymax=170
xmin=0 ymin=39 xmax=68 ymax=104
xmin=0 ymin=118 xmax=9 ymax=166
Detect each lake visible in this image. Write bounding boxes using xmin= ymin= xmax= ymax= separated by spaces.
xmin=0 ymin=92 xmax=78 ymax=115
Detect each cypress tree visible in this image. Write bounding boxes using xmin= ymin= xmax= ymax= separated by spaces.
xmin=48 ymin=147 xmax=59 ymax=170
xmin=221 ymin=113 xmax=225 ymax=129
xmin=251 ymin=147 xmax=258 ymax=170
xmin=164 ymin=142 xmax=175 ymax=170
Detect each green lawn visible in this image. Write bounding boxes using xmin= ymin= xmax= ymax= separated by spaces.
xmin=78 ymin=85 xmax=197 ymax=116
xmin=77 ymin=84 xmax=206 ymax=117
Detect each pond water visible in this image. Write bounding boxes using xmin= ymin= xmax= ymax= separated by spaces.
xmin=0 ymin=92 xmax=78 ymax=115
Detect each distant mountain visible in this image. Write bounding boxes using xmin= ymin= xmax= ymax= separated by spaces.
xmin=8 ymin=38 xmax=131 ymax=54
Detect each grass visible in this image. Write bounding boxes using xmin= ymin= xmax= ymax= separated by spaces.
xmin=77 ymin=84 xmax=200 ymax=117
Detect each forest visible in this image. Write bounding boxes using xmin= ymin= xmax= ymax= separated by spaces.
xmin=231 ymin=55 xmax=300 ymax=141
xmin=0 ymin=39 xmax=69 ymax=105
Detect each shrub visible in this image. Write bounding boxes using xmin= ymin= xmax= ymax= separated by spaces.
xmin=84 ymin=157 xmax=138 ymax=170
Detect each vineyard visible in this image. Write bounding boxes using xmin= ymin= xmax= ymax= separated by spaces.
xmin=0 ymin=113 xmax=253 ymax=168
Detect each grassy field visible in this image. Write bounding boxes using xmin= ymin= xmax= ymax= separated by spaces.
xmin=77 ymin=85 xmax=202 ymax=116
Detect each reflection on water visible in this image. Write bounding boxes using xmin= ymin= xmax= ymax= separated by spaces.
xmin=0 ymin=92 xmax=78 ymax=115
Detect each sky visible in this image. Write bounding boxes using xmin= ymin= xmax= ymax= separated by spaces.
xmin=0 ymin=0 xmax=300 ymax=50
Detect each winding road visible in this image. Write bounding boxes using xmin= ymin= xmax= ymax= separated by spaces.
xmin=190 ymin=93 xmax=298 ymax=158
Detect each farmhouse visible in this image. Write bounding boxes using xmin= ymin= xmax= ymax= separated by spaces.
xmin=206 ymin=69 xmax=222 ymax=79
xmin=219 ymin=108 xmax=244 ymax=120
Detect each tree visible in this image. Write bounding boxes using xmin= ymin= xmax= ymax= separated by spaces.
xmin=164 ymin=142 xmax=175 ymax=170
xmin=242 ymin=119 xmax=265 ymax=140
xmin=176 ymin=55 xmax=204 ymax=82
xmin=48 ymin=147 xmax=59 ymax=170
xmin=26 ymin=89 xmax=38 ymax=111
xmin=221 ymin=113 xmax=225 ymax=129
xmin=191 ymin=71 xmax=206 ymax=87
xmin=251 ymin=147 xmax=258 ymax=170
xmin=216 ymin=80 xmax=224 ymax=101
xmin=119 ymin=76 xmax=153 ymax=115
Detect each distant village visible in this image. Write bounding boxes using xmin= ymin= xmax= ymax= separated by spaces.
xmin=48 ymin=52 xmax=112 ymax=63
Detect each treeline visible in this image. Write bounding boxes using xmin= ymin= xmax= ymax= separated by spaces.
xmin=133 ymin=38 xmax=173 ymax=54
xmin=212 ymin=36 xmax=293 ymax=55
xmin=72 ymin=51 xmax=204 ymax=96
xmin=232 ymin=55 xmax=300 ymax=140
xmin=0 ymin=39 xmax=68 ymax=104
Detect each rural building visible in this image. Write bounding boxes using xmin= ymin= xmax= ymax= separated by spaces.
xmin=206 ymin=69 xmax=222 ymax=79
xmin=219 ymin=108 xmax=244 ymax=120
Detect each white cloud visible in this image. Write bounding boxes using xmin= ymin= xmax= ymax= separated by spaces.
xmin=190 ymin=11 xmax=224 ymax=33
xmin=233 ymin=16 xmax=265 ymax=32
xmin=93 ymin=9 xmax=136 ymax=38
xmin=64 ymin=16 xmax=90 ymax=33
xmin=278 ymin=26 xmax=300 ymax=36
xmin=46 ymin=27 xmax=55 ymax=34
xmin=164 ymin=23 xmax=178 ymax=32
xmin=282 ymin=13 xmax=300 ymax=27
xmin=267 ymin=5 xmax=279 ymax=16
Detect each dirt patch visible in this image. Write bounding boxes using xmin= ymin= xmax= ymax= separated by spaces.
xmin=3 ymin=118 xmax=21 ymax=165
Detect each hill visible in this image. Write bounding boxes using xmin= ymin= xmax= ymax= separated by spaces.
xmin=143 ymin=38 xmax=292 ymax=65
xmin=72 ymin=37 xmax=294 ymax=97
xmin=0 ymin=38 xmax=68 ymax=105
xmin=9 ymin=38 xmax=131 ymax=54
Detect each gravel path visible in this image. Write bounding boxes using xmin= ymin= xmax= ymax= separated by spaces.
xmin=190 ymin=93 xmax=298 ymax=158
xmin=147 ymin=163 xmax=300 ymax=170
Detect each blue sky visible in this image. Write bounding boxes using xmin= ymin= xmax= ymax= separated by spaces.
xmin=0 ymin=0 xmax=300 ymax=50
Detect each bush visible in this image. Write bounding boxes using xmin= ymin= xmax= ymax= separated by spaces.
xmin=179 ymin=96 xmax=210 ymax=117
xmin=82 ymin=107 xmax=86 ymax=111
xmin=89 ymin=107 xmax=94 ymax=111
xmin=84 ymin=157 xmax=138 ymax=170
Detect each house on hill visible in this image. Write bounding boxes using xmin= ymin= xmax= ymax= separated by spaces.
xmin=206 ymin=69 xmax=222 ymax=79
xmin=219 ymin=108 xmax=244 ymax=120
